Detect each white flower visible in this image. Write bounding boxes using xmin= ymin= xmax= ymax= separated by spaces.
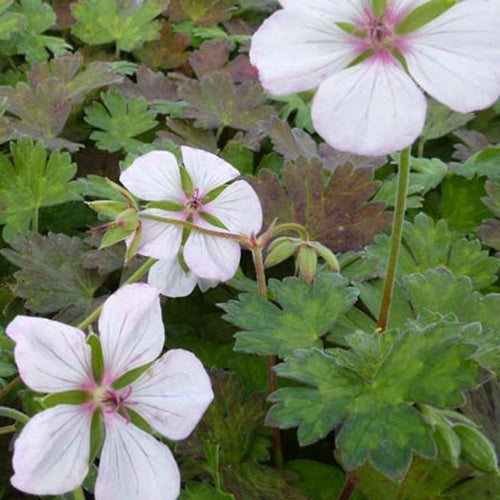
xmin=120 ymin=147 xmax=263 ymax=296
xmin=6 ymin=284 xmax=214 ymax=500
xmin=250 ymin=0 xmax=500 ymax=155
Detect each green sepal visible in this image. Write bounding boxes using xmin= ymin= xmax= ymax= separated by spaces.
xmin=116 ymin=208 xmax=139 ymax=231
xmin=113 ymin=361 xmax=153 ymax=390
xmin=348 ymin=49 xmax=374 ymax=68
xmin=297 ymin=246 xmax=318 ymax=284
xmin=100 ymin=227 xmax=132 ymax=249
xmin=204 ymin=184 xmax=229 ymax=203
xmin=396 ymin=0 xmax=455 ymax=35
xmin=372 ymin=0 xmax=387 ymax=17
xmin=336 ymin=22 xmax=357 ymax=35
xmin=146 ymin=200 xmax=185 ymax=212
xmin=41 ymin=390 xmax=90 ymax=408
xmin=125 ymin=406 xmax=154 ymax=434
xmin=310 ymin=242 xmax=340 ymax=272
xmin=104 ymin=177 xmax=137 ymax=207
xmin=200 ymin=212 xmax=228 ymax=230
xmin=89 ymin=410 xmax=104 ymax=463
xmin=178 ymin=251 xmax=190 ymax=274
xmin=453 ymin=424 xmax=499 ymax=474
xmin=265 ymin=238 xmax=299 ymax=268
xmin=125 ymin=224 xmax=142 ymax=264
xmin=87 ymin=333 xmax=104 ymax=383
xmin=86 ymin=200 xmax=128 ymax=218
xmin=180 ymin=166 xmax=194 ymax=193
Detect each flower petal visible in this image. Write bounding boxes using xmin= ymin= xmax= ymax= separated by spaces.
xmin=403 ymin=0 xmax=500 ymax=113
xmin=184 ymin=231 xmax=241 ymax=281
xmin=311 ymin=54 xmax=427 ymax=155
xmin=6 ymin=316 xmax=92 ymax=393
xmin=137 ymin=208 xmax=184 ymax=260
xmin=204 ymin=180 xmax=263 ymax=235
xmin=120 ymin=151 xmax=184 ymax=202
xmin=250 ymin=5 xmax=359 ymax=95
xmin=148 ymin=258 xmax=198 ymax=298
xmin=129 ymin=349 xmax=214 ymax=440
xmin=11 ymin=405 xmax=92 ymax=495
xmin=390 ymin=0 xmax=428 ymax=20
xmin=181 ymin=146 xmax=240 ymax=196
xmin=99 ymin=284 xmax=164 ymax=382
xmin=198 ymin=277 xmax=219 ymax=293
xmin=95 ymin=416 xmax=180 ymax=500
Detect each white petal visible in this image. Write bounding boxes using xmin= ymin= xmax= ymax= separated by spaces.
xmin=181 ymin=146 xmax=240 ymax=196
xmin=250 ymin=6 xmax=359 ymax=95
xmin=184 ymin=231 xmax=241 ymax=281
xmin=11 ymin=405 xmax=92 ymax=495
xmin=279 ymin=0 xmax=366 ymax=21
xmin=311 ymin=54 xmax=427 ymax=155
xmin=148 ymin=258 xmax=198 ymax=298
xmin=6 ymin=316 xmax=92 ymax=393
xmin=204 ymin=180 xmax=263 ymax=235
xmin=95 ymin=416 xmax=180 ymax=500
xmin=137 ymin=208 xmax=183 ymax=260
xmin=129 ymin=349 xmax=214 ymax=440
xmin=389 ymin=0 xmax=427 ymax=21
xmin=198 ymin=277 xmax=219 ymax=293
xmin=404 ymin=0 xmax=500 ymax=113
xmin=99 ymin=284 xmax=164 ymax=383
xmin=120 ymin=151 xmax=184 ymax=202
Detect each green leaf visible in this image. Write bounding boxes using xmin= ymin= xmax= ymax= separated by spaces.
xmin=396 ymin=0 xmax=455 ymax=35
xmin=478 ymin=180 xmax=500 ymax=251
xmin=404 ymin=269 xmax=500 ymax=374
xmin=364 ymin=213 xmax=499 ymax=290
xmin=0 ymin=139 xmax=81 ymax=239
xmin=0 ymin=0 xmax=71 ymax=62
xmin=268 ymin=320 xmax=479 ymax=479
xmin=0 ymin=0 xmax=24 ymax=41
xmin=180 ymin=483 xmax=234 ymax=500
xmin=71 ymin=0 xmax=168 ymax=52
xmin=168 ymin=0 xmax=233 ymax=26
xmin=453 ymin=146 xmax=500 ymax=181
xmin=420 ymin=98 xmax=474 ymax=142
xmin=219 ymin=274 xmax=358 ymax=357
xmin=438 ymin=176 xmax=493 ymax=234
xmin=247 ymin=158 xmax=392 ymax=252
xmin=374 ymin=156 xmax=447 ymax=209
xmin=0 ymin=232 xmax=108 ymax=323
xmin=84 ymin=90 xmax=158 ymax=153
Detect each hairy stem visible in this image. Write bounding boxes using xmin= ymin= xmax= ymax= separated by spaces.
xmin=72 ymin=486 xmax=86 ymax=500
xmin=252 ymin=245 xmax=284 ymax=469
xmin=0 ymin=376 xmax=21 ymax=403
xmin=0 ymin=406 xmax=29 ymax=424
xmin=31 ymin=208 xmax=39 ymax=233
xmin=0 ymin=424 xmax=16 ymax=435
xmin=377 ymin=147 xmax=411 ymax=332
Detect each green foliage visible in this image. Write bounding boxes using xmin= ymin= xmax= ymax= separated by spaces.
xmin=168 ymin=0 xmax=233 ymax=26
xmin=71 ymin=0 xmax=168 ymax=52
xmin=0 ymin=0 xmax=71 ymax=62
xmin=374 ymin=156 xmax=447 ymax=209
xmin=0 ymin=328 xmax=16 ymax=385
xmin=0 ymin=0 xmax=24 ymax=41
xmin=0 ymin=139 xmax=81 ymax=238
xmin=248 ymin=158 xmax=392 ymax=252
xmin=178 ymin=72 xmax=275 ymax=131
xmin=364 ymin=213 xmax=499 ymax=290
xmin=268 ymin=320 xmax=480 ymax=479
xmin=478 ymin=180 xmax=500 ymax=251
xmin=0 ymin=232 xmax=109 ymax=323
xmin=84 ymin=90 xmax=158 ymax=153
xmin=220 ymin=274 xmax=358 ymax=357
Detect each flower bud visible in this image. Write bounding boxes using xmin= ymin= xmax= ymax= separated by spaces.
xmin=309 ymin=242 xmax=340 ymax=272
xmin=296 ymin=246 xmax=318 ymax=284
xmin=453 ymin=424 xmax=498 ymax=474
xmin=86 ymin=200 xmax=128 ymax=218
xmin=265 ymin=237 xmax=300 ymax=268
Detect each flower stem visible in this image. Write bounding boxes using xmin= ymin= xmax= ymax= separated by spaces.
xmin=252 ymin=245 xmax=284 ymax=469
xmin=0 ymin=424 xmax=16 ymax=435
xmin=377 ymin=147 xmax=411 ymax=332
xmin=0 ymin=406 xmax=29 ymax=424
xmin=140 ymin=214 xmax=248 ymax=245
xmin=31 ymin=208 xmax=39 ymax=233
xmin=77 ymin=258 xmax=157 ymax=331
xmin=0 ymin=376 xmax=21 ymax=403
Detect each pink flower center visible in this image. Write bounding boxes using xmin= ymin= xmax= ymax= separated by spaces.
xmin=185 ymin=188 xmax=204 ymax=213
xmin=93 ymin=385 xmax=133 ymax=419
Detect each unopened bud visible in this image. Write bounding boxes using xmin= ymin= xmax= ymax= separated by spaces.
xmin=453 ymin=424 xmax=498 ymax=474
xmin=265 ymin=237 xmax=299 ymax=268
xmin=297 ymin=246 xmax=318 ymax=284
xmin=86 ymin=200 xmax=128 ymax=218
xmin=310 ymin=242 xmax=340 ymax=272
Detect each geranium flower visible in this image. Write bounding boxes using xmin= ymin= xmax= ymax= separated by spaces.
xmin=120 ymin=147 xmax=263 ymax=287
xmin=250 ymin=0 xmax=500 ymax=155
xmin=6 ymin=284 xmax=213 ymax=499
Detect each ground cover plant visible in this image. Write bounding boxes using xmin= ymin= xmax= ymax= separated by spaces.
xmin=0 ymin=0 xmax=499 ymax=499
